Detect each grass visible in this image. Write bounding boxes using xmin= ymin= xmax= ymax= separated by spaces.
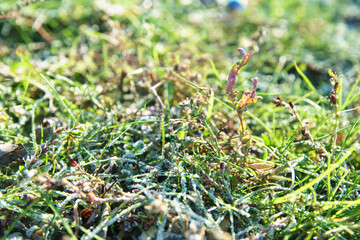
xmin=0 ymin=0 xmax=360 ymax=239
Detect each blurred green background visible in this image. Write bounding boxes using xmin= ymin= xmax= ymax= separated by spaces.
xmin=1 ymin=0 xmax=360 ymax=90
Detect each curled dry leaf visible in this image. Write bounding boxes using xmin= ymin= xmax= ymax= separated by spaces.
xmin=237 ymin=47 xmax=247 ymax=59
xmin=226 ymin=48 xmax=251 ymax=94
xmin=247 ymin=162 xmax=274 ymax=170
xmin=226 ymin=64 xmax=238 ymax=94
xmin=238 ymin=78 xmax=262 ymax=110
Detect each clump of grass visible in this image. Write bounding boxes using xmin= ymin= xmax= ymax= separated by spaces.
xmin=1 ymin=0 xmax=360 ymax=239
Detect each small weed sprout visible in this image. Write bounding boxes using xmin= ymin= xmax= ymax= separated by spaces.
xmin=226 ymin=48 xmax=262 ymax=134
xmin=27 ymin=126 xmax=66 ymax=167
xmin=271 ymin=96 xmax=328 ymax=161
xmin=328 ymin=69 xmax=342 ymax=161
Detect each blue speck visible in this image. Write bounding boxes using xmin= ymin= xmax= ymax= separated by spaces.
xmin=227 ymin=0 xmax=247 ymax=11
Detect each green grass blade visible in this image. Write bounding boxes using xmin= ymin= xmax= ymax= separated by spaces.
xmin=340 ymin=114 xmax=360 ymax=151
xmin=274 ymin=144 xmax=358 ymax=204
xmin=2 ymin=198 xmax=41 ymax=239
xmin=245 ymin=111 xmax=272 ymax=134
xmin=342 ymin=75 xmax=360 ymax=110
xmin=206 ymin=88 xmax=214 ymax=123
xmin=171 ymin=70 xmax=233 ymax=110
xmin=293 ymin=61 xmax=319 ymax=97
xmin=42 ymin=193 xmax=77 ymax=240
xmin=209 ymin=59 xmax=221 ymax=81
xmin=40 ymin=73 xmax=76 ymax=122
xmin=161 ymin=115 xmax=165 ymax=159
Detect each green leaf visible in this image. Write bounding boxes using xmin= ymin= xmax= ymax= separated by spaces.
xmin=262 ymin=148 xmax=268 ymax=160
xmin=178 ymin=131 xmax=186 ymax=140
xmin=204 ymin=130 xmax=210 ymax=137
xmin=262 ymin=134 xmax=272 ymax=146
xmin=40 ymin=74 xmax=76 ymax=122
